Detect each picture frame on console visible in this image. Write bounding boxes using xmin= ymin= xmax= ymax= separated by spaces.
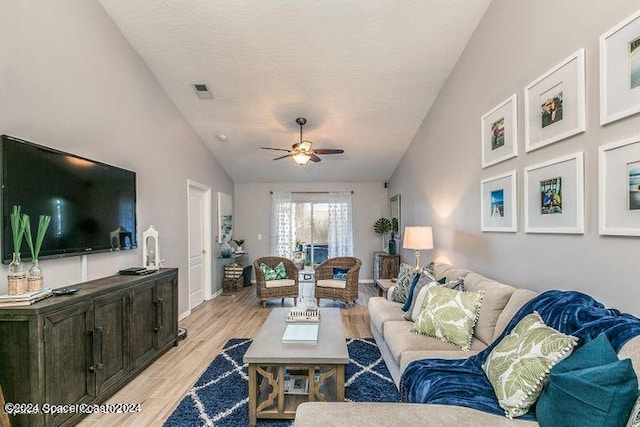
xmin=481 ymin=170 xmax=517 ymax=232
xmin=524 ymin=152 xmax=584 ymax=234
xmin=600 ymin=8 xmax=640 ymax=125
xmin=524 ymin=49 xmax=586 ymax=152
xmin=599 ymin=135 xmax=640 ymax=236
xmin=481 ymin=94 xmax=518 ymax=168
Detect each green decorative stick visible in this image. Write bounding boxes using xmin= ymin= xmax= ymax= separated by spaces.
xmin=10 ymin=205 xmax=26 ymax=254
xmin=23 ymin=214 xmax=51 ymax=260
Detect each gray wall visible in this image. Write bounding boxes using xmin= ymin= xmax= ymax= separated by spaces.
xmin=389 ymin=0 xmax=640 ymax=315
xmin=0 ymin=1 xmax=233 ymax=317
xmin=234 ymin=182 xmax=389 ymax=282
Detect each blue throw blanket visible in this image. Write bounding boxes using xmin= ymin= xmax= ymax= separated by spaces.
xmin=399 ymin=290 xmax=640 ymax=420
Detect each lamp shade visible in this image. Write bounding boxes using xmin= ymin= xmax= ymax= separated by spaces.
xmin=403 ymin=226 xmax=433 ymax=250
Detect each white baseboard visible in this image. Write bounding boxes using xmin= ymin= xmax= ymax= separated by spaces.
xmin=360 ymin=279 xmax=374 ymax=284
xmin=178 ymin=310 xmax=191 ymax=321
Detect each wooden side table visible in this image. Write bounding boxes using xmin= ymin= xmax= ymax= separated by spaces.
xmin=374 ymin=278 xmax=395 ymax=297
xmin=373 ymin=252 xmax=400 ymax=280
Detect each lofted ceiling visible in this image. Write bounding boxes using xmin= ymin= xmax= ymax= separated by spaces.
xmin=98 ymin=0 xmax=491 ymax=183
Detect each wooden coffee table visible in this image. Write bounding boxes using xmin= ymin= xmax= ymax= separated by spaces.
xmin=243 ymin=308 xmax=349 ymax=425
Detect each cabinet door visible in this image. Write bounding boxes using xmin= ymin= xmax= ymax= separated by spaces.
xmin=44 ymin=302 xmax=95 ymax=426
xmin=155 ymin=275 xmax=178 ymax=350
xmin=129 ymin=280 xmax=156 ymax=368
xmin=94 ymin=290 xmax=129 ymax=395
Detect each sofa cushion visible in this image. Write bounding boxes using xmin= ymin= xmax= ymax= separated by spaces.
xmin=409 ymin=286 xmax=484 ymax=350
xmin=433 ymin=263 xmax=471 ymax=283
xmin=369 ymin=297 xmax=405 ymax=336
xmin=265 ymin=279 xmax=295 ymax=288
xmin=400 ymin=350 xmax=482 ymax=374
xmin=383 ymin=320 xmax=486 ymax=365
xmin=293 ymin=402 xmax=540 ymax=427
xmin=493 ymin=289 xmax=538 ymax=340
xmin=536 ymin=333 xmax=639 ymax=427
xmin=317 ymin=279 xmax=346 ymax=289
xmin=482 ymin=312 xmax=578 ymax=419
xmin=463 ymin=273 xmax=516 ymax=346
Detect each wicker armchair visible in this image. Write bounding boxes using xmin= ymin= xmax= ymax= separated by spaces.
xmin=253 ymin=256 xmax=299 ymax=307
xmin=314 ymin=257 xmax=362 ymax=306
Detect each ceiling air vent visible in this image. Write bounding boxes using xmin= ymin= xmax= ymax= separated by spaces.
xmin=192 ymin=84 xmax=213 ymax=99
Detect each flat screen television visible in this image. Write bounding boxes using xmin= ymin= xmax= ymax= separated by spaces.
xmin=1 ymin=135 xmax=137 ymax=263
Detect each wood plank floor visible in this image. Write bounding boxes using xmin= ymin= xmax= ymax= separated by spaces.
xmin=79 ymin=283 xmax=377 ymax=426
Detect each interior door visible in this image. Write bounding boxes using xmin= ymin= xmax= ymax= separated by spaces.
xmin=188 ymin=183 xmax=207 ymax=309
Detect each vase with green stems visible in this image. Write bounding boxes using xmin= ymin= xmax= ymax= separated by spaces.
xmin=7 ymin=206 xmax=27 ymax=295
xmin=23 ymin=214 xmax=52 ymax=292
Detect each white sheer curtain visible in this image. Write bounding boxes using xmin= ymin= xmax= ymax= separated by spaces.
xmin=328 ymin=191 xmax=353 ymax=258
xmin=270 ymin=191 xmax=294 ymax=258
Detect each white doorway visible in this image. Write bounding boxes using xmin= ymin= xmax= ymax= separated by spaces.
xmin=187 ymin=180 xmax=212 ymax=310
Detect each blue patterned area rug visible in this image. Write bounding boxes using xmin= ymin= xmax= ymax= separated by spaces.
xmin=164 ymin=338 xmax=399 ymax=426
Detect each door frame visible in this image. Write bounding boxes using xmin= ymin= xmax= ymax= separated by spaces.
xmin=187 ymin=180 xmax=212 ymax=305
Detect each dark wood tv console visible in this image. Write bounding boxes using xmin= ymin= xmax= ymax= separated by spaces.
xmin=0 ymin=268 xmax=178 ymax=426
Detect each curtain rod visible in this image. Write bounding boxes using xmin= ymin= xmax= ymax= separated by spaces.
xmin=269 ymin=191 xmax=354 ymax=194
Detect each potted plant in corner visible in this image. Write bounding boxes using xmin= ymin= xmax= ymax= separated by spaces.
xmin=373 ymin=217 xmax=392 ymax=251
xmin=7 ymin=205 xmax=28 ymax=295
xmin=23 ymin=213 xmax=51 ymax=292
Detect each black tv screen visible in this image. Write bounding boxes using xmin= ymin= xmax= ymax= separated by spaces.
xmin=1 ymin=135 xmax=137 ymax=263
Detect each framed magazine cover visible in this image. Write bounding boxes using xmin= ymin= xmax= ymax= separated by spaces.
xmin=524 ymin=152 xmax=584 ymax=234
xmin=600 ymin=8 xmax=640 ymax=125
xmin=481 ymin=170 xmax=517 ymax=232
xmin=524 ymin=49 xmax=586 ymax=152
xmin=481 ymin=95 xmax=518 ymax=168
xmin=599 ymin=135 xmax=640 ymax=236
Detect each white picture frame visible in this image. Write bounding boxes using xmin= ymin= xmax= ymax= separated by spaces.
xmin=600 ymin=8 xmax=640 ymax=125
xmin=524 ymin=152 xmax=584 ymax=234
xmin=599 ymin=135 xmax=640 ymax=236
xmin=481 ymin=170 xmax=517 ymax=232
xmin=524 ymin=49 xmax=586 ymax=152
xmin=217 ymin=192 xmax=233 ymax=243
xmin=481 ymin=94 xmax=518 ymax=168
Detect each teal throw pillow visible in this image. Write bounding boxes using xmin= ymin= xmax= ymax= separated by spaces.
xmin=260 ymin=262 xmax=287 ymax=280
xmin=332 ymin=268 xmax=349 ymax=280
xmin=401 ymin=273 xmax=423 ymax=311
xmin=536 ymin=333 xmax=639 ymax=427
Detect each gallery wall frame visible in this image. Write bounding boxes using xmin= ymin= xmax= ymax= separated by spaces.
xmin=481 ymin=94 xmax=518 ymax=168
xmin=524 ymin=49 xmax=586 ymax=153
xmin=599 ymin=135 xmax=640 ymax=236
xmin=524 ymin=152 xmax=584 ymax=234
xmin=480 ymin=170 xmax=517 ymax=232
xmin=217 ymin=192 xmax=233 ymax=243
xmin=600 ymin=8 xmax=640 ymax=125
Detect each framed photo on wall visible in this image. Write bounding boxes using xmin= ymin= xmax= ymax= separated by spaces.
xmin=481 ymin=170 xmax=517 ymax=232
xmin=481 ymin=94 xmax=518 ymax=168
xmin=600 ymin=8 xmax=640 ymax=125
xmin=524 ymin=152 xmax=584 ymax=234
xmin=524 ymin=49 xmax=586 ymax=152
xmin=599 ymin=135 xmax=640 ymax=235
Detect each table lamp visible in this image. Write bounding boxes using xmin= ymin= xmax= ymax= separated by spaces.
xmin=402 ymin=226 xmax=433 ymax=270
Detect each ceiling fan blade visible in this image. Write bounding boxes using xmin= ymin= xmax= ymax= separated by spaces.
xmin=261 ymin=147 xmax=291 ymax=152
xmin=313 ymin=148 xmax=344 ymax=155
xmin=309 ymin=154 xmax=322 ymax=163
xmin=273 ymin=154 xmax=292 ymax=161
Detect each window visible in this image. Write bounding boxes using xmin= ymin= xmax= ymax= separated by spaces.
xmin=293 ymin=202 xmax=329 ymax=267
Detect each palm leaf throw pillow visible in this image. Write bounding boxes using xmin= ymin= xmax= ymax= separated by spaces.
xmin=482 ymin=311 xmax=578 ymax=419
xmin=409 ymin=285 xmax=484 ymax=350
xmin=260 ymin=262 xmax=287 ymax=280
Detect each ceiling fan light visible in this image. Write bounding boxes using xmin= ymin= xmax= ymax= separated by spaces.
xmin=299 ymin=140 xmax=313 ymax=152
xmin=292 ymin=152 xmax=311 ymax=165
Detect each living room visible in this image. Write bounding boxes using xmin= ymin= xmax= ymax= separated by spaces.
xmin=2 ymin=1 xmax=640 ymax=426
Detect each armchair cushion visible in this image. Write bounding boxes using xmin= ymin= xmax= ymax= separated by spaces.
xmin=265 ymin=279 xmax=296 ymax=289
xmin=317 ymin=279 xmax=347 ymax=289
xmin=260 ymin=262 xmax=287 ymax=280
xmin=332 ymin=268 xmax=349 ymax=280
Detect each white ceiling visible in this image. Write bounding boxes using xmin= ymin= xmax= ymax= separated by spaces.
xmin=98 ymin=0 xmax=491 ymax=183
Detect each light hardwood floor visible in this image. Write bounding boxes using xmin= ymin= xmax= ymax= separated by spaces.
xmin=79 ymin=283 xmax=377 ymax=426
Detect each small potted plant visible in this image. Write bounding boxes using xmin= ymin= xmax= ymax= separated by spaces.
xmin=373 ymin=217 xmax=392 ymax=251
xmin=23 ymin=213 xmax=51 ymax=291
xmin=7 ymin=205 xmax=28 ymax=295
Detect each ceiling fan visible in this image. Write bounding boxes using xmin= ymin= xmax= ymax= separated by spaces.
xmin=261 ymin=118 xmax=344 ymax=165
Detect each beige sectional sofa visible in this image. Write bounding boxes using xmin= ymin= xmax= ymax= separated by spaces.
xmin=294 ymin=262 xmax=640 ymax=426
